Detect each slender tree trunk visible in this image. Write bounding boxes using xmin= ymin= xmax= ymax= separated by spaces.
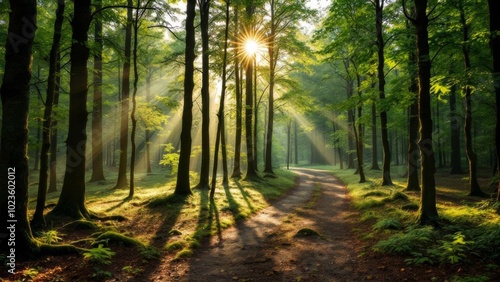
xmin=375 ymin=0 xmax=393 ymax=185
xmin=90 ymin=0 xmax=106 ymax=182
xmin=244 ymin=3 xmax=258 ymax=179
xmin=449 ymin=79 xmax=464 ymax=174
xmin=197 ymin=0 xmax=211 ymax=189
xmin=48 ymin=56 xmax=60 ymax=193
xmin=0 ymin=0 xmax=38 ymax=257
xmin=264 ymin=0 xmax=276 ymax=175
xmin=406 ymin=51 xmax=420 ymax=191
xmin=411 ymin=0 xmax=439 ymax=224
xmin=175 ymin=0 xmax=196 ymax=195
xmin=487 ymin=0 xmax=500 ymax=201
xmin=50 ymin=0 xmax=92 ymax=219
xmin=33 ymin=118 xmax=41 ymax=171
xmin=32 ymin=0 xmax=65 ymax=229
xmin=130 ymin=0 xmax=142 ymax=199
xmin=294 ymin=121 xmax=298 ymax=164
xmin=460 ymin=6 xmax=486 ymax=197
xmin=115 ymin=1 xmax=133 ymax=189
xmin=371 ymin=101 xmax=380 ymax=170
xmin=145 ymin=75 xmax=152 ymax=173
xmin=231 ymin=9 xmax=242 ymax=178
xmin=211 ymin=0 xmax=230 ymax=198
xmin=286 ymin=119 xmax=291 ymax=170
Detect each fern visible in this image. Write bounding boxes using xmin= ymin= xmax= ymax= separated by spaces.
xmin=83 ymin=244 xmax=115 ymax=265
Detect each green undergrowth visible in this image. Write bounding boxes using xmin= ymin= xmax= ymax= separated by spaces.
xmin=320 ymin=164 xmax=500 ymax=279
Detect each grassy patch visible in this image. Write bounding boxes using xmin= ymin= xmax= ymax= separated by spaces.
xmin=318 ymin=164 xmax=500 ymax=277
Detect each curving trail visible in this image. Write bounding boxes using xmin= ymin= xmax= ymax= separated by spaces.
xmin=149 ymin=168 xmax=361 ymax=281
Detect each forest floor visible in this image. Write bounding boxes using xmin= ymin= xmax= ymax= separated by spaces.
xmin=6 ymin=167 xmax=500 ymax=281
xmin=133 ymin=167 xmax=495 ymax=282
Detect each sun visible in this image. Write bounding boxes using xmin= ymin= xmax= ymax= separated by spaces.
xmin=234 ymin=27 xmax=267 ymax=64
xmin=244 ymin=38 xmax=260 ymax=57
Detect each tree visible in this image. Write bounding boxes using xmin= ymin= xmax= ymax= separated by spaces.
xmin=231 ymin=6 xmax=243 ymax=178
xmin=372 ymin=0 xmax=393 ymax=185
xmin=49 ymin=0 xmax=93 ymax=218
xmin=0 ymin=0 xmax=39 ymax=257
xmin=488 ymin=0 xmax=500 ymax=201
xmin=175 ymin=0 xmax=196 ymax=195
xmin=114 ymin=0 xmax=133 ymax=190
xmin=404 ymin=0 xmax=439 ymax=224
xmin=456 ymin=1 xmax=486 ymax=197
xmin=197 ymin=0 xmax=211 ymax=189
xmin=31 ymin=0 xmax=65 ymax=229
xmin=211 ymin=0 xmax=231 ymax=198
xmin=89 ymin=0 xmax=106 ymax=183
xmin=244 ymin=1 xmax=258 ymax=179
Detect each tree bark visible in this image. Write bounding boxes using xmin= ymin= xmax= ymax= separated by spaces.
xmin=90 ymin=0 xmax=106 ymax=183
xmin=0 ymin=0 xmax=39 ymax=258
xmin=114 ymin=0 xmax=133 ymax=189
xmin=487 ymin=0 xmax=500 ymax=201
xmin=50 ymin=0 xmax=92 ymax=219
xmin=371 ymin=101 xmax=380 ymax=170
xmin=231 ymin=9 xmax=242 ymax=178
xmin=406 ymin=51 xmax=420 ymax=191
xmin=449 ymin=81 xmax=464 ymax=174
xmin=264 ymin=0 xmax=276 ymax=175
xmin=48 ymin=56 xmax=60 ymax=193
xmin=175 ymin=0 xmax=196 ymax=195
xmin=32 ymin=0 xmax=65 ymax=229
xmin=460 ymin=5 xmax=486 ymax=197
xmin=375 ymin=0 xmax=392 ymax=185
xmin=412 ymin=0 xmax=439 ymax=224
xmin=197 ymin=0 xmax=211 ymax=189
xmin=211 ymin=0 xmax=230 ymax=198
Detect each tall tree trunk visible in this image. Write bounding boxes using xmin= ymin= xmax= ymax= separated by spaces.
xmin=253 ymin=58 xmax=259 ymax=171
xmin=0 ymin=0 xmax=38 ymax=257
xmin=487 ymin=0 xmax=500 ymax=201
xmin=175 ymin=0 xmax=196 ymax=195
xmin=31 ymin=0 xmax=65 ymax=229
xmin=449 ymin=79 xmax=464 ymax=174
xmin=245 ymin=3 xmax=258 ymax=179
xmin=410 ymin=0 xmax=439 ymax=224
xmin=114 ymin=0 xmax=133 ymax=189
xmin=375 ymin=0 xmax=393 ymax=185
xmin=145 ymin=74 xmax=152 ymax=173
xmin=90 ymin=0 xmax=106 ymax=182
xmin=294 ymin=121 xmax=298 ymax=164
xmin=264 ymin=0 xmax=276 ymax=175
xmin=50 ymin=0 xmax=92 ymax=219
xmin=460 ymin=6 xmax=485 ymax=197
xmin=354 ymin=72 xmax=366 ymax=182
xmin=231 ymin=9 xmax=242 ymax=178
xmin=406 ymin=50 xmax=420 ymax=191
xmin=48 ymin=56 xmax=60 ymax=193
xmin=286 ymin=119 xmax=291 ymax=170
xmin=130 ymin=0 xmax=142 ymax=199
xmin=211 ymin=0 xmax=230 ymax=198
xmin=371 ymin=101 xmax=380 ymax=170
xmin=197 ymin=0 xmax=211 ymax=189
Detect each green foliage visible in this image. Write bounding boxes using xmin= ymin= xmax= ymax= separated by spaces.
xmin=90 ymin=267 xmax=113 ymax=280
xmin=401 ymin=203 xmax=419 ymax=211
xmin=139 ymin=246 xmax=161 ymax=261
xmin=373 ymin=218 xmax=402 ymax=231
xmin=94 ymin=231 xmax=146 ymax=248
xmin=22 ymin=267 xmax=40 ymax=280
xmin=159 ymin=143 xmax=179 ymax=174
xmin=374 ymin=226 xmax=436 ymax=255
xmin=362 ymin=191 xmax=389 ymax=198
xmin=122 ymin=265 xmax=143 ymax=276
xmin=472 ymin=225 xmax=500 ymax=260
xmin=390 ymin=191 xmax=409 ymax=201
xmin=431 ymin=232 xmax=474 ymax=264
xmin=83 ymin=244 xmax=115 ymax=265
xmin=174 ymin=248 xmax=194 ymax=260
xmin=36 ymin=230 xmax=63 ymax=244
xmin=165 ymin=241 xmax=184 ymax=252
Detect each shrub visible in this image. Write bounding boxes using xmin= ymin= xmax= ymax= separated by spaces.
xmin=36 ymin=230 xmax=63 ymax=244
xmin=374 ymin=226 xmax=436 ymax=255
xmin=83 ymin=244 xmax=115 ymax=265
xmin=373 ymin=218 xmax=402 ymax=231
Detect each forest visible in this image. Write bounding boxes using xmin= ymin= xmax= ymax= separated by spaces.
xmin=1 ymin=0 xmax=500 ymax=281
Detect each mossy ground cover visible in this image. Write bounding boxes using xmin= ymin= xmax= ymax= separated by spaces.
xmin=317 ymin=164 xmax=500 ymax=281
xmin=10 ymin=167 xmax=296 ymax=281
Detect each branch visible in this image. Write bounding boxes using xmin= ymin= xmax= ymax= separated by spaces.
xmin=90 ymin=5 xmax=155 ymax=21
xmin=402 ymin=0 xmax=416 ymax=23
xmin=149 ymin=24 xmax=183 ymax=41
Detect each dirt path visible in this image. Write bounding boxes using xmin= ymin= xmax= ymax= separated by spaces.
xmin=148 ymin=168 xmax=362 ymax=281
